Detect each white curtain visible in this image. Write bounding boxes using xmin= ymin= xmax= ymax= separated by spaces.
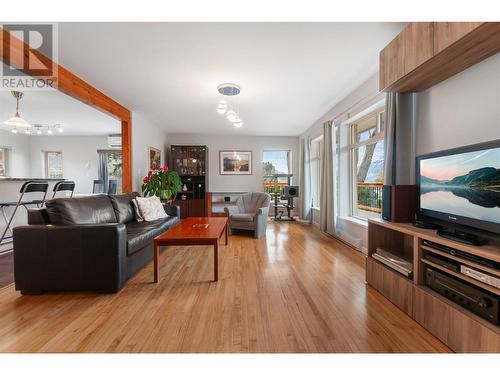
xmin=299 ymin=136 xmax=312 ymax=221
xmin=320 ymin=120 xmax=336 ymax=235
xmin=383 ymin=92 xmax=416 ymax=185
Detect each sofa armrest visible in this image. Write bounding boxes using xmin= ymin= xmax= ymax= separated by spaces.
xmin=224 ymin=205 xmax=240 ymax=216
xmin=27 ymin=208 xmax=50 ymax=224
xmin=164 ymin=204 xmax=180 ymax=218
xmin=13 ymin=223 xmax=127 ymax=293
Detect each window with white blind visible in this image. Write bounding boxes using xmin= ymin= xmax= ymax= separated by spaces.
xmin=0 ymin=148 xmax=7 ymax=177
xmin=44 ymin=151 xmax=63 ymax=179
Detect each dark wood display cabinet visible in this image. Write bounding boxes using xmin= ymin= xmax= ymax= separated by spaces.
xmin=170 ymin=145 xmax=209 ymax=218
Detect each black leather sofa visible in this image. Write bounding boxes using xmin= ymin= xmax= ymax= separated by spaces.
xmin=12 ymin=193 xmax=180 ymax=294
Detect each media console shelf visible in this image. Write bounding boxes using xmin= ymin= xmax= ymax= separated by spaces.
xmin=367 ymin=218 xmax=500 ymax=352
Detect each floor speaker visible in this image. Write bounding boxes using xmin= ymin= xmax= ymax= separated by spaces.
xmin=382 ymin=185 xmax=417 ymax=223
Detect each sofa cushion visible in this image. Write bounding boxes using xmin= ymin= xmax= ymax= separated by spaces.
xmin=45 ymin=195 xmax=117 ymax=225
xmin=230 ymin=213 xmax=255 ymax=222
xmin=109 ymin=192 xmax=140 ymax=223
xmin=135 ymin=196 xmax=168 ymax=221
xmin=125 ymin=216 xmax=179 ymax=255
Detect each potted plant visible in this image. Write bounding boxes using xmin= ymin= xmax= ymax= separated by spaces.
xmin=141 ymin=164 xmax=182 ymax=203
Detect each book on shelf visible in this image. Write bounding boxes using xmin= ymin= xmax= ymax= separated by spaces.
xmin=372 ymin=247 xmax=413 ymax=278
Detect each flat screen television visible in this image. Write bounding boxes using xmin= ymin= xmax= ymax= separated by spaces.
xmin=416 ymin=139 xmax=500 ymax=235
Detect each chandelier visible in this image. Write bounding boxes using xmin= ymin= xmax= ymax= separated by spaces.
xmin=216 ymin=83 xmax=243 ymax=128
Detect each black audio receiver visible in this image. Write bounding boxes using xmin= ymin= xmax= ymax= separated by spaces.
xmin=425 ymin=268 xmax=499 ymax=325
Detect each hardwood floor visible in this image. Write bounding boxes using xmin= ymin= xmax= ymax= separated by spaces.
xmin=0 ymin=251 xmax=14 ymax=288
xmin=0 ymin=221 xmax=450 ymax=353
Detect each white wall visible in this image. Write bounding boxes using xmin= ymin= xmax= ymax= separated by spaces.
xmin=167 ymin=133 xmax=300 ymax=193
xmin=416 ymin=52 xmax=500 ymax=156
xmin=131 ymin=112 xmax=169 ymax=192
xmin=0 ymin=130 xmax=31 ymax=178
xmin=27 ymin=135 xmax=109 ymax=194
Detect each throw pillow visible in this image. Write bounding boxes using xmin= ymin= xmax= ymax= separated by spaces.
xmin=135 ymin=196 xmax=168 ymax=221
xmin=131 ymin=198 xmax=144 ymax=222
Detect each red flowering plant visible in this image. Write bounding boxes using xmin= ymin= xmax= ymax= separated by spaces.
xmin=141 ymin=164 xmax=182 ymax=202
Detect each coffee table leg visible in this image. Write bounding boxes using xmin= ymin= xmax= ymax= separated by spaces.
xmin=154 ymin=241 xmax=159 ymax=283
xmin=214 ymin=240 xmax=219 ymax=282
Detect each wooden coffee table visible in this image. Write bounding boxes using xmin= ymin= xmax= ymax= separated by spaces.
xmin=153 ymin=217 xmax=228 ymax=283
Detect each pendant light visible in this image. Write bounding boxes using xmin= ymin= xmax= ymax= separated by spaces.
xmin=216 ymin=83 xmax=244 ymax=128
xmin=4 ymin=91 xmax=31 ymax=128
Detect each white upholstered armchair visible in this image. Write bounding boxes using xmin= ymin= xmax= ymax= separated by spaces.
xmin=224 ymin=192 xmax=271 ymax=238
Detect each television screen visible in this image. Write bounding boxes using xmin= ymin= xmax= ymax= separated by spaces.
xmin=419 ymin=144 xmax=500 ymax=228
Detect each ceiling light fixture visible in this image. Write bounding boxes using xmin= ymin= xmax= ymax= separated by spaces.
xmin=217 ymin=83 xmax=244 ymax=128
xmin=217 ymin=83 xmax=241 ymax=96
xmin=4 ymin=91 xmax=31 ymax=128
xmin=226 ymin=110 xmax=239 ymax=123
xmin=8 ymin=123 xmax=64 ymax=136
xmin=216 ymin=100 xmax=228 ymax=115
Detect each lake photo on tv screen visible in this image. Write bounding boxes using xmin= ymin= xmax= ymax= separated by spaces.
xmin=420 ymin=147 xmax=500 ymax=224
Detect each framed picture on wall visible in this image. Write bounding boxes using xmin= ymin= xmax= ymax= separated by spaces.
xmin=148 ymin=146 xmax=162 ymax=170
xmin=219 ymin=151 xmax=252 ymax=175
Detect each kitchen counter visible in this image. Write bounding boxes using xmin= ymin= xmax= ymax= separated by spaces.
xmin=0 ymin=177 xmax=65 ymax=182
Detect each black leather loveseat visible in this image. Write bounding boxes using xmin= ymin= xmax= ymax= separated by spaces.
xmin=12 ymin=193 xmax=179 ymax=294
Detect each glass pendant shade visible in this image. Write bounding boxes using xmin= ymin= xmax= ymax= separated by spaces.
xmin=226 ymin=110 xmax=239 ymax=123
xmin=4 ymin=112 xmax=30 ymax=127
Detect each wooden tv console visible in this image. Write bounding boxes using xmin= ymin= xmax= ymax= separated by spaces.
xmin=367 ymin=218 xmax=500 ymax=352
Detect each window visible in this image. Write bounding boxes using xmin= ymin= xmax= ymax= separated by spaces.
xmin=44 ymin=151 xmax=63 ymax=179
xmin=107 ymin=151 xmax=123 ymax=194
xmin=349 ymin=107 xmax=385 ymax=220
xmin=310 ymin=137 xmax=322 ymax=208
xmin=0 ymin=148 xmax=7 ymax=177
xmin=262 ymin=150 xmax=292 ymax=195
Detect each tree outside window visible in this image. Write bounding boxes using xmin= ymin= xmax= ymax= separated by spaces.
xmin=349 ymin=109 xmax=385 ymax=220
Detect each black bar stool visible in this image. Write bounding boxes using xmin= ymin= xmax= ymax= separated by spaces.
xmin=108 ymin=180 xmax=117 ymax=195
xmin=92 ymin=179 xmax=105 ymax=194
xmin=52 ymin=180 xmax=76 ymax=199
xmin=0 ymin=181 xmax=49 ymax=243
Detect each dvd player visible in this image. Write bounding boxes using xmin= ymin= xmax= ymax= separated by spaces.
xmin=422 ymin=240 xmax=500 ymax=269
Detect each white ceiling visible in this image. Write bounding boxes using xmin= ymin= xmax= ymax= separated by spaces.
xmin=54 ymin=23 xmax=405 ymax=136
xmin=0 ymin=89 xmax=120 ymax=136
